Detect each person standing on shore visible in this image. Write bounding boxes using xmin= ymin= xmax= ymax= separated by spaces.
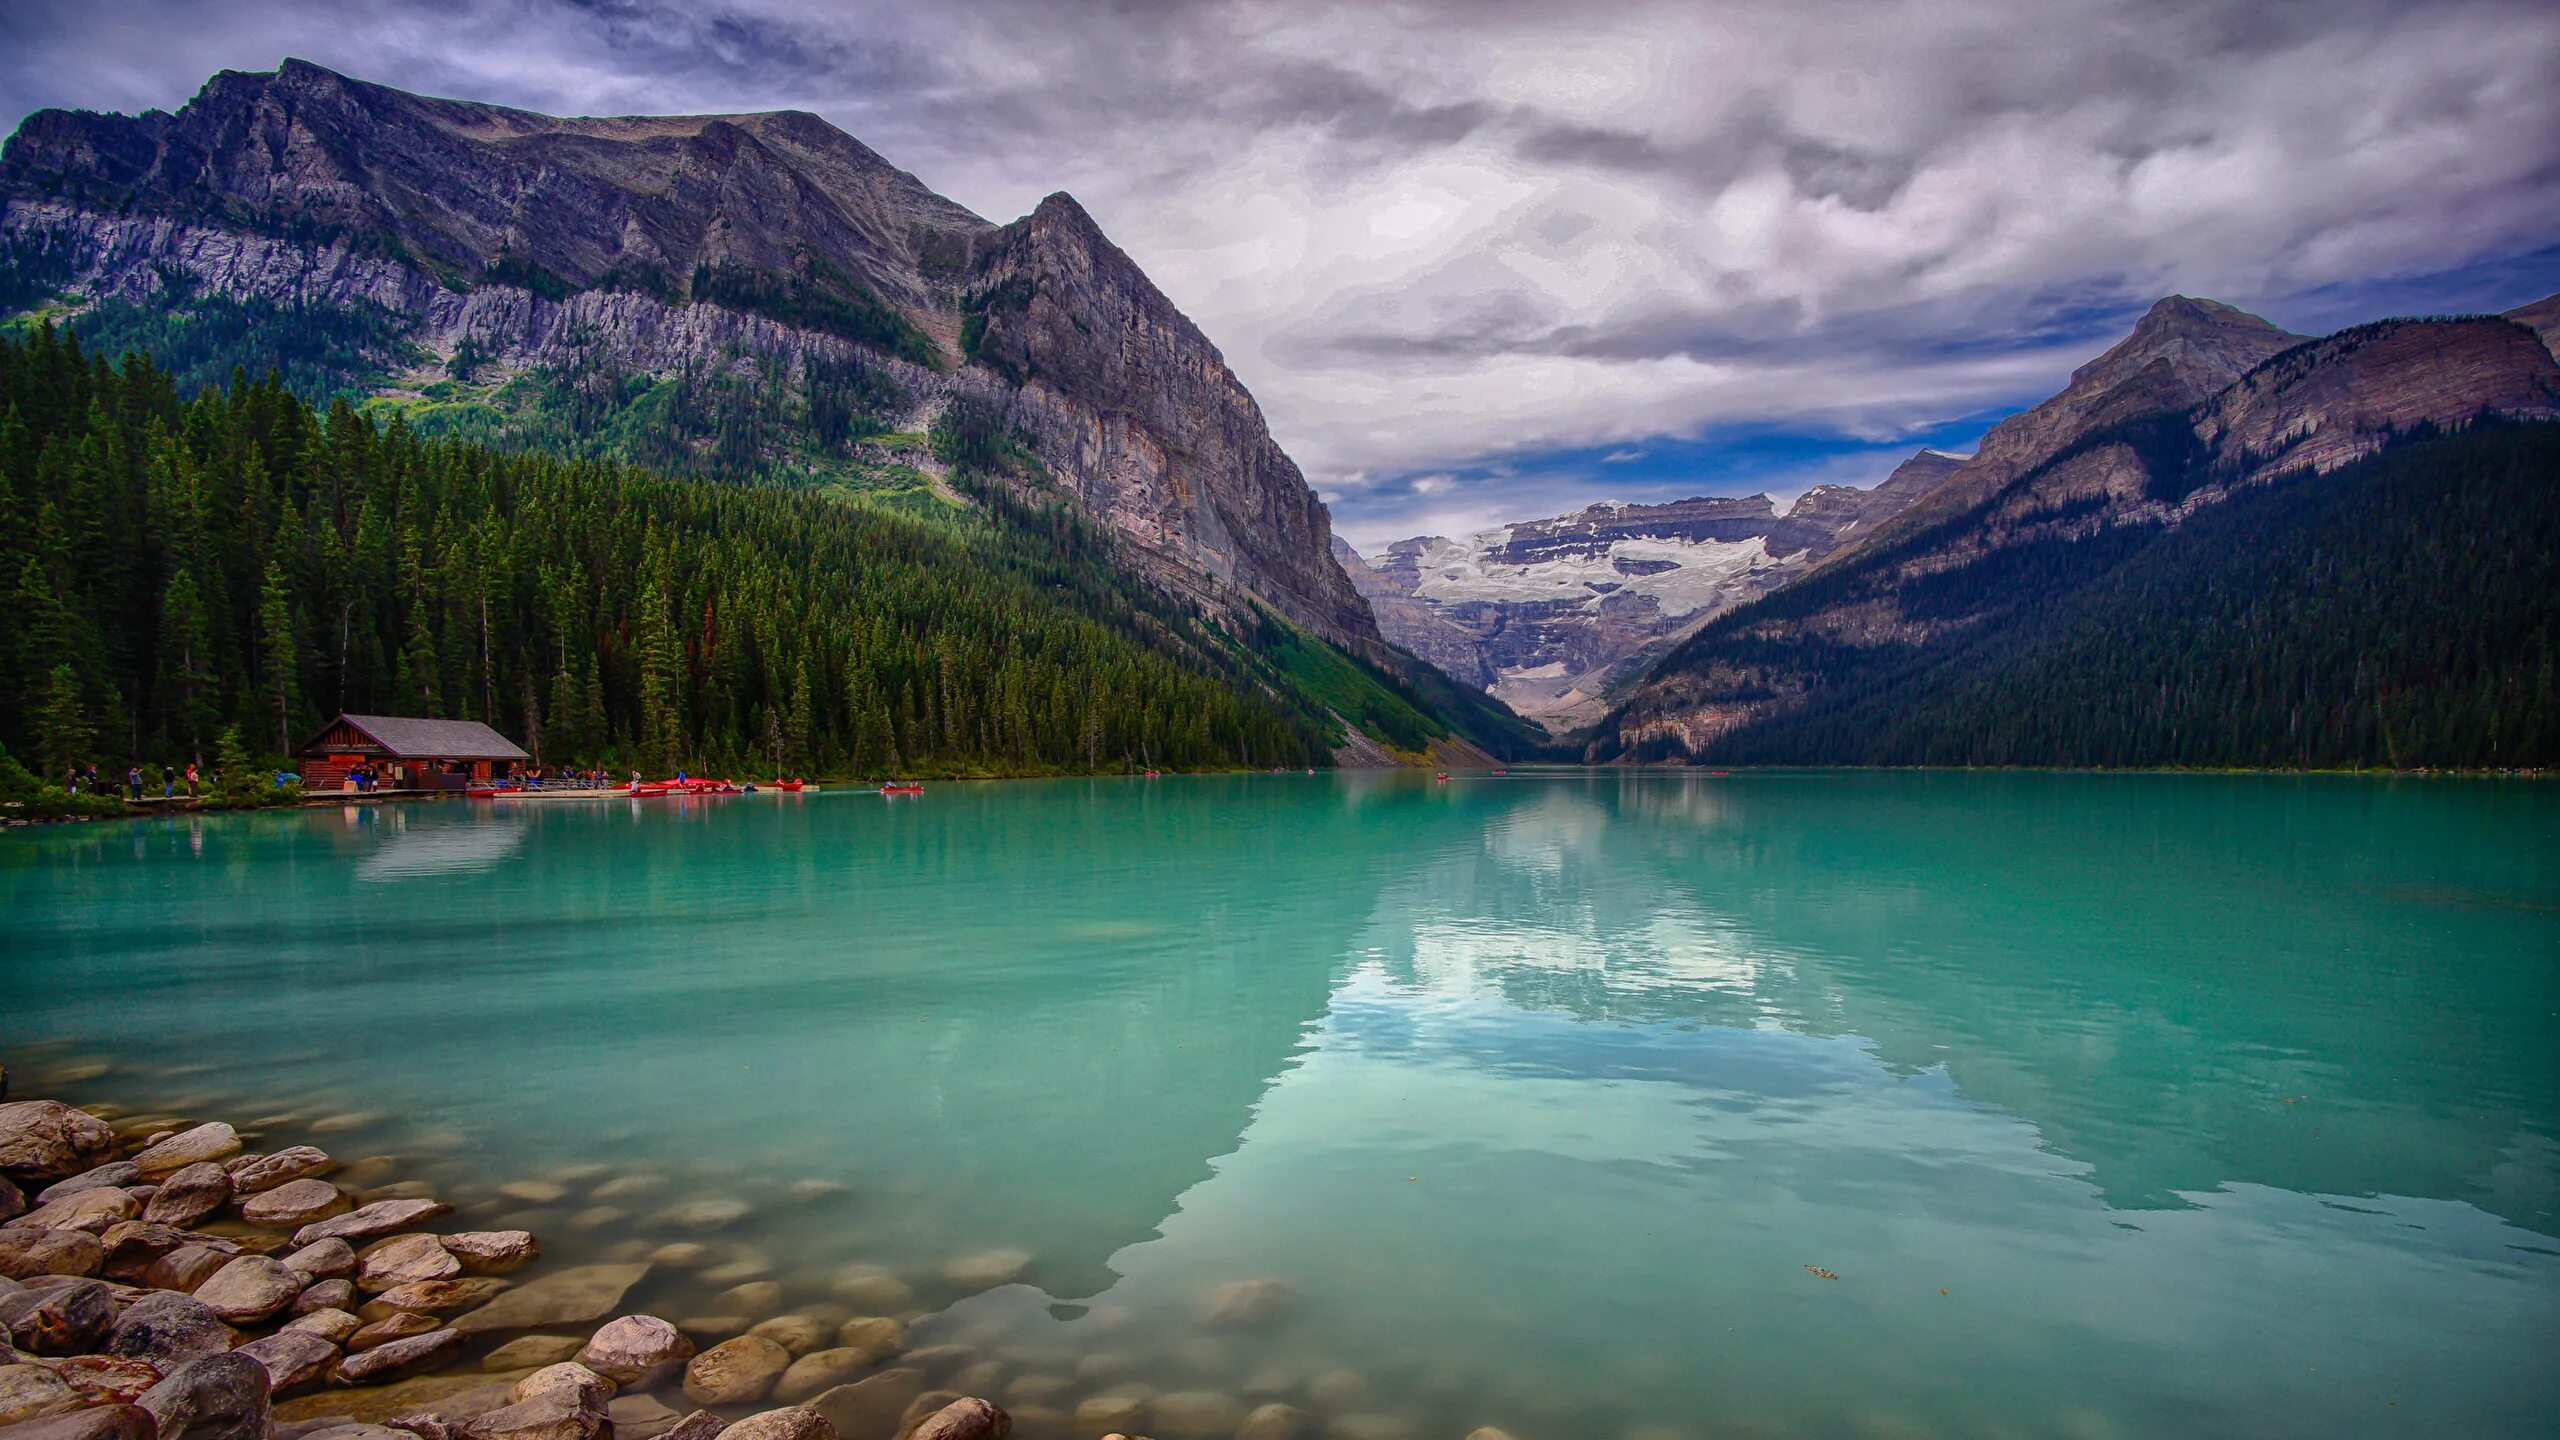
xmin=162 ymin=764 xmax=174 ymax=798
xmin=184 ymin=763 xmax=199 ymax=797
xmin=127 ymin=765 xmax=142 ymax=799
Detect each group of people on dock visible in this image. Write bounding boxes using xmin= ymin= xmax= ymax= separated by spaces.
xmin=68 ymin=762 xmax=209 ymax=800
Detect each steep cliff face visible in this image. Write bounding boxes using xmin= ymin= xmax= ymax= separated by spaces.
xmin=0 ymin=60 xmax=1388 ymax=660
xmin=1342 ymin=452 xmax=1949 ymax=731
xmin=958 ymin=195 xmax=1383 ymax=657
xmin=1594 ymin=294 xmax=2560 ymax=762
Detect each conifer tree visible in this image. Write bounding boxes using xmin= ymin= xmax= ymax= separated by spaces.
xmin=34 ymin=664 xmax=93 ymax=778
xmin=160 ymin=567 xmax=218 ymax=765
xmin=258 ymin=558 xmax=301 ymax=757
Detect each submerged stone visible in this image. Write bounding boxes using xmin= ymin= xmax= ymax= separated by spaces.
xmin=481 ymin=1338 xmax=585 ymax=1374
xmin=939 ymin=1251 xmax=1029 ymax=1290
xmin=682 ymin=1336 xmax=791 ymax=1407
xmin=717 ymin=1409 xmax=835 ymax=1440
xmin=450 ymin=1265 xmax=650 ymax=1336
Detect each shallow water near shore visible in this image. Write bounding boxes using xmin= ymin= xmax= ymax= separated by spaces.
xmin=6 ymin=771 xmax=2559 ymax=1438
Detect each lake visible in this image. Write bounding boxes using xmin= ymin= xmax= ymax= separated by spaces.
xmin=5 ymin=771 xmax=2556 ymax=1439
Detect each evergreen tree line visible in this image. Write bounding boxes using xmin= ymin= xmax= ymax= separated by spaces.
xmin=1609 ymin=421 xmax=2560 ymax=768
xmin=0 ymin=324 xmax=1337 ymax=781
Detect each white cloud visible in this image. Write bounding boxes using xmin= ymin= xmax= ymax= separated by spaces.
xmin=6 ymin=0 xmax=2556 ymax=537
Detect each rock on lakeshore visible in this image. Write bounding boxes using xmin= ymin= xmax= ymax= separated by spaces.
xmin=2 ymin=1277 xmax=117 ymax=1353
xmin=16 ymin=1189 xmax=137 ymax=1235
xmin=242 ymin=1181 xmax=351 ymax=1229
xmin=0 ymin=1228 xmax=104 ymax=1280
xmin=0 ymin=1103 xmax=117 ymax=1181
xmin=0 ymin=1405 xmax=159 ymax=1440
xmin=506 ymin=1365 xmax=613 ymax=1413
xmin=681 ymin=1337 xmax=791 ymax=1407
xmin=191 ymin=1257 xmax=303 ymax=1324
xmin=330 ymin=1328 xmax=465 ymax=1385
xmin=717 ymin=1409 xmax=835 ymax=1440
xmin=366 ymin=1278 xmax=511 ymax=1318
xmin=227 ymin=1149 xmax=338 ymax=1196
xmin=0 ymin=1363 xmax=87 ymax=1426
xmin=142 ymin=1164 xmax=233 ymax=1228
xmin=357 ymin=1236 xmax=460 ymax=1292
xmin=283 ymin=1239 xmax=358 ymax=1281
xmin=135 ymin=1353 xmax=272 ymax=1440
xmin=904 ymin=1399 xmax=1009 ymax=1440
xmin=234 ymin=1330 xmax=340 ymax=1391
xmin=439 ymin=1234 xmax=538 ymax=1276
xmin=131 ymin=1125 xmax=242 ymax=1179
xmin=103 ymin=1292 xmax=238 ymax=1367
xmin=35 ymin=1165 xmax=139 ymax=1205
xmin=292 ymin=1200 xmax=451 ymax=1249
xmin=574 ymin=1316 xmax=693 ymax=1389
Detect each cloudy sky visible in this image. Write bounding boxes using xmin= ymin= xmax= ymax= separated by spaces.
xmin=7 ymin=0 xmax=2558 ymax=548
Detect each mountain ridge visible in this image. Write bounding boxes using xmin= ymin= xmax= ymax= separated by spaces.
xmin=0 ymin=60 xmax=1401 ymax=679
xmin=1591 ymin=290 xmax=2560 ymax=765
xmin=1343 ymin=449 xmax=1953 ymax=730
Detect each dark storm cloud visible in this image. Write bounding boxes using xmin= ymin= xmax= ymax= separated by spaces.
xmin=4 ymin=0 xmax=2556 ymax=541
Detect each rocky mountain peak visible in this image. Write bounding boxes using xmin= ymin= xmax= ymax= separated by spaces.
xmin=2132 ymin=293 xmax=2285 ymax=336
xmin=1838 ymin=296 xmax=2305 ymax=558
xmin=2064 ymin=294 xmax=2300 ymax=397
xmin=0 ymin=61 xmax=1397 ymax=667
xmin=1873 ymin=447 xmax=1968 ymax=501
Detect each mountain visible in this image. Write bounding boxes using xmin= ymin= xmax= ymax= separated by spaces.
xmin=1339 ymin=453 xmax=1951 ymax=731
xmin=0 ymin=61 xmax=1557 ymax=766
xmin=0 ymin=59 xmax=1387 ymax=664
xmin=1826 ymin=297 xmax=2306 ymax=567
xmin=1592 ymin=294 xmax=2560 ymax=767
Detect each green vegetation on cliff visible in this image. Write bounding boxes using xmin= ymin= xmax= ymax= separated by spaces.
xmin=0 ymin=325 xmax=1376 ymax=778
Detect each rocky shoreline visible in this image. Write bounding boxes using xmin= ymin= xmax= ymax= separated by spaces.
xmin=2 ymin=1066 xmax=1520 ymax=1440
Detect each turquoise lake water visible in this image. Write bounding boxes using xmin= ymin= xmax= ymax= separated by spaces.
xmin=4 ymin=771 xmax=2557 ymax=1439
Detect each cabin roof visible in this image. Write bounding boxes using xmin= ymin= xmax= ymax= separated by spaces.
xmin=301 ymin=714 xmax=531 ymax=761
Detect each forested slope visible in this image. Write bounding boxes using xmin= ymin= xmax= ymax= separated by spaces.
xmin=1605 ymin=422 xmax=2559 ymax=769
xmin=0 ymin=325 xmax=1485 ymax=778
